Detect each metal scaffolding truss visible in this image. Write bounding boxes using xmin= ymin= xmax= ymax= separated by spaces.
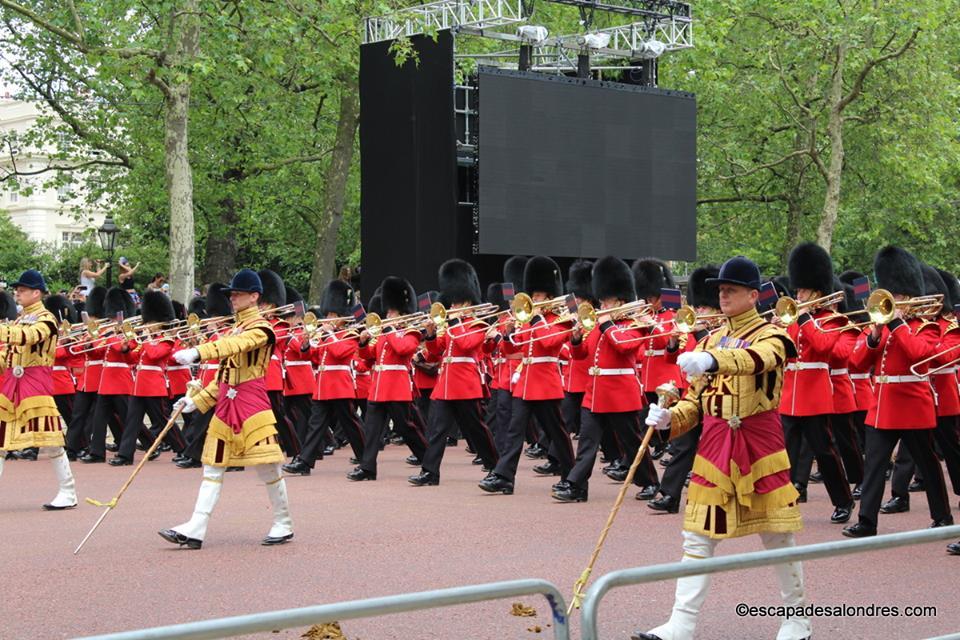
xmin=363 ymin=0 xmax=527 ymax=44
xmin=550 ymin=18 xmax=693 ymax=58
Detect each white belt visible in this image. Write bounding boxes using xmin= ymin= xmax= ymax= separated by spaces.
xmin=319 ymin=365 xmax=352 ymax=372
xmin=786 ymin=362 xmax=829 ymax=371
xmin=849 ymin=373 xmax=871 ymax=380
xmin=492 ymin=358 xmax=506 ymax=365
xmin=52 ymin=366 xmax=68 ymax=372
xmin=138 ymin=365 xmax=163 ymax=372
xmin=932 ymin=366 xmax=959 ymax=376
xmin=522 ymin=357 xmax=559 ymax=365
xmin=443 ymin=357 xmax=476 ymax=364
xmin=285 ymin=361 xmax=313 ymax=367
xmin=588 ymin=367 xmax=635 ymax=376
xmin=87 ymin=360 xmax=103 ymax=366
xmin=374 ymin=364 xmax=408 ymax=372
xmin=201 ymin=364 xmax=219 ymax=371
xmin=829 ymin=368 xmax=849 ymax=376
xmin=645 ymin=349 xmax=666 ymax=357
xmin=271 ymin=355 xmax=280 ymax=361
xmin=875 ymin=375 xmax=928 ymax=384
xmin=166 ymin=365 xmax=191 ymax=371
xmin=356 ymin=371 xmax=371 ymax=377
xmin=103 ymin=362 xmax=130 ymax=369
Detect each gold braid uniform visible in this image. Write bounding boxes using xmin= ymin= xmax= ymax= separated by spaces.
xmin=668 ymin=307 xmax=801 ymax=539
xmin=0 ymin=302 xmax=63 ymax=450
xmin=192 ymin=306 xmax=282 ymax=467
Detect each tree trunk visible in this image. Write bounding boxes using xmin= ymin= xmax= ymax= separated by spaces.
xmin=781 ymin=198 xmax=803 ymax=272
xmin=308 ymin=85 xmax=359 ymax=303
xmin=163 ymin=0 xmax=199 ymax=305
xmin=816 ymin=44 xmax=846 ymax=252
xmin=201 ymin=167 xmax=242 ymax=285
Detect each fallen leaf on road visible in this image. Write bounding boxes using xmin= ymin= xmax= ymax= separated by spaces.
xmin=302 ymin=622 xmax=347 ymax=640
xmin=511 ymin=603 xmax=537 ymax=617
xmin=527 ymin=625 xmax=542 ymax=633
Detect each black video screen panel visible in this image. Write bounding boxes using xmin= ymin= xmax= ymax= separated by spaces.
xmin=478 ymin=68 xmax=697 ymax=260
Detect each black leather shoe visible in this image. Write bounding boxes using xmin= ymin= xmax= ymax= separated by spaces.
xmin=42 ymin=500 xmax=77 ymax=511
xmin=809 ymin=470 xmax=823 ymax=483
xmin=147 ymin=449 xmax=161 ymax=461
xmin=947 ymin=541 xmax=960 ymax=555
xmin=659 ymin=455 xmax=673 ymax=467
xmin=908 ymin=478 xmax=925 ymax=492
xmin=841 ymin=522 xmax=877 ymax=538
xmin=552 ymin=483 xmax=588 ymax=502
xmin=262 ymin=533 xmax=294 ymax=546
xmin=831 ymin=501 xmax=855 ymax=524
xmin=471 ymin=455 xmax=484 ymax=465
xmin=635 ymin=484 xmax=660 ymax=501
xmin=108 ymin=456 xmax=133 ymax=466
xmin=478 ymin=473 xmax=514 ymax=495
xmin=323 ymin=445 xmax=336 ymax=456
xmin=931 ymin=517 xmax=955 ymax=528
xmin=158 ymin=529 xmax=202 ymax=549
xmin=17 ymin=448 xmax=38 ymax=461
xmin=523 ymin=444 xmax=545 ymax=459
xmin=408 ymin=470 xmax=440 ymax=486
xmin=630 ymin=632 xmax=664 ymax=640
xmin=66 ymin=450 xmax=78 ymax=462
xmin=346 ymin=467 xmax=376 ymax=481
xmin=647 ymin=494 xmax=680 ymax=513
xmin=105 ymin=442 xmax=119 ymax=452
xmin=533 ymin=460 xmax=560 ymax=476
xmin=172 ymin=453 xmax=187 ymax=463
xmin=794 ymin=483 xmax=807 ymax=503
xmin=649 ymin=441 xmax=666 ymax=460
xmin=79 ymin=453 xmax=105 ymax=463
xmin=175 ymin=457 xmax=201 ymax=469
xmin=226 ymin=466 xmax=244 ymax=472
xmin=852 ymin=484 xmax=862 ymax=500
xmin=405 ymin=455 xmax=421 ymax=466
xmin=446 ymin=436 xmax=457 ymax=447
xmin=282 ymin=458 xmax=311 ymax=476
xmin=158 ymin=442 xmax=172 ymax=453
xmin=605 ymin=467 xmax=628 ymax=482
xmin=879 ymin=495 xmax=909 ymax=514
xmin=552 ymin=479 xmax=570 ymax=492
xmin=465 ymin=444 xmax=476 ymax=454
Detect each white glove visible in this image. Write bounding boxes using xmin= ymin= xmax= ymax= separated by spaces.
xmin=173 ymin=396 xmax=197 ymax=414
xmin=677 ymin=351 xmax=715 ymax=378
xmin=645 ymin=404 xmax=672 ymax=431
xmin=173 ymin=348 xmax=200 ymax=365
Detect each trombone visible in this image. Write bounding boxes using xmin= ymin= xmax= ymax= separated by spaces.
xmin=510 ymin=299 xmax=653 ymax=346
xmin=911 ymin=342 xmax=960 ymax=377
xmin=607 ymin=305 xmax=721 ymax=345
xmin=764 ymin=290 xmax=847 ymax=325
xmin=822 ymin=289 xmax=944 ymax=332
xmin=511 ymin=293 xmax=574 ymax=326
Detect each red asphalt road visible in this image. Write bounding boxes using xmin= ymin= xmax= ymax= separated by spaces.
xmin=1 ymin=444 xmax=957 ymax=640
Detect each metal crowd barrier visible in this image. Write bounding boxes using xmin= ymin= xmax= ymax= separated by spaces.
xmin=580 ymin=524 xmax=960 ymax=640
xmin=75 ymin=577 xmax=569 ymax=640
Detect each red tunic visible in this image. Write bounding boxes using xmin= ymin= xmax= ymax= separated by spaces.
xmin=490 ymin=316 xmax=521 ymax=392
xmin=571 ymin=319 xmax=645 ymax=413
xmin=166 ymin=338 xmax=193 ymax=397
xmin=931 ymin=319 xmax=960 ymax=417
xmin=198 ymin=331 xmax=223 ymax=387
xmin=508 ymin=311 xmax=569 ymax=401
xmin=283 ymin=336 xmax=316 ymax=397
xmin=849 ymin=318 xmax=939 ymax=429
xmin=358 ymin=328 xmax=420 ymax=402
xmin=640 ymin=308 xmax=683 ymax=394
xmin=97 ymin=335 xmax=136 ymax=396
xmin=562 ymin=341 xmax=591 ymax=394
xmin=310 ymin=333 xmax=359 ymax=401
xmin=52 ymin=345 xmax=76 ymax=396
xmin=827 ymin=325 xmax=861 ymax=415
xmin=79 ymin=343 xmax=106 ymax=393
xmin=425 ymin=318 xmax=488 ymax=401
xmin=265 ymin=318 xmax=288 ymax=392
xmin=780 ymin=309 xmax=843 ymax=416
xmin=413 ymin=344 xmax=439 ymax=391
xmin=133 ymin=339 xmax=174 ymax=397
xmin=353 ymin=355 xmax=372 ymax=400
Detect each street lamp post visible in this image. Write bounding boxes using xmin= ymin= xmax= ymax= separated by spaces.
xmin=98 ymin=216 xmax=119 ymax=286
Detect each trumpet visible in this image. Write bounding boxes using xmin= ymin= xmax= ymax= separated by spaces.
xmin=765 ymin=290 xmax=847 ymax=325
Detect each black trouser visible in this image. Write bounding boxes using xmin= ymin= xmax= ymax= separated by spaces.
xmin=181 ymin=410 xmax=212 ymax=461
xmin=631 ymin=403 xmax=662 ymax=487
xmin=54 ymin=394 xmax=74 ymax=432
xmin=268 ymin=390 xmax=301 ymax=457
xmin=359 ymin=401 xmax=427 ymax=474
xmin=795 ymin=439 xmax=815 ymax=485
xmin=489 ymin=389 xmax=513 ymax=455
xmin=415 ymin=387 xmax=434 ymax=428
xmin=300 ymin=399 xmax=364 ymax=466
xmin=645 ymin=391 xmax=670 ymax=453
xmin=421 ymin=399 xmax=499 ymax=476
xmin=659 ymin=423 xmax=702 ymax=499
xmin=782 ymin=413 xmax=852 ymax=507
xmin=831 ymin=413 xmax=865 ymax=485
xmin=65 ymin=391 xmax=96 ymax=454
xmin=857 ymin=426 xmax=951 ymax=529
xmin=285 ymin=394 xmax=313 ymax=444
xmin=891 ymin=415 xmax=960 ymax=497
xmin=851 ymin=410 xmax=867 ymax=452
xmin=88 ymin=394 xmax=130 ymax=457
xmin=117 ymin=396 xmax=183 ymax=461
xmin=561 ymin=391 xmax=584 ymax=436
xmin=567 ymin=409 xmax=644 ymax=489
xmin=492 ymin=397 xmax=573 ymax=482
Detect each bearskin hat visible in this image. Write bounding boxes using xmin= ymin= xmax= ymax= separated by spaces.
xmin=171 ymin=299 xmax=186 ymax=321
xmin=838 ymin=270 xmax=865 ymax=286
xmin=921 ymin=264 xmax=948 ymax=301
xmin=632 ymin=258 xmax=675 ymax=301
xmin=320 ymin=280 xmax=355 ymax=317
xmin=188 ymin=296 xmax=207 ymax=319
xmin=141 ymin=290 xmax=175 ymax=324
xmin=438 ymin=259 xmax=482 ymax=306
xmin=257 ymin=269 xmax=286 ymax=308
xmin=566 ymin=260 xmax=595 ymax=302
xmin=285 ymin=285 xmax=304 ymax=310
xmin=380 ymin=276 xmax=416 ymax=314
xmin=503 ymin=256 xmax=529 ymax=292
xmin=592 ymin=256 xmax=636 ymax=303
xmin=874 ymin=246 xmax=924 ymax=298
xmin=487 ymin=282 xmax=509 ymax=311
xmin=687 ymin=265 xmax=721 ymax=310
xmin=524 ymin=256 xmax=562 ymax=297
xmin=104 ymin=287 xmax=135 ymax=319
xmin=936 ymin=269 xmax=960 ymax=310
xmin=0 ymin=292 xmax=15 ymax=321
xmin=367 ymin=293 xmax=382 ymax=317
xmin=771 ymin=276 xmax=792 ymax=299
xmin=43 ymin=294 xmax=77 ymax=323
xmin=205 ymin=283 xmax=233 ymax=318
xmin=788 ymin=242 xmax=834 ymax=294
xmin=86 ymin=286 xmax=107 ymax=319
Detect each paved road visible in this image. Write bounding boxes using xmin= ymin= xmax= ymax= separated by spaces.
xmin=1 ymin=444 xmax=956 ymax=639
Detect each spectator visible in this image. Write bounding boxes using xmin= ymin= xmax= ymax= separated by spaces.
xmin=146 ymin=273 xmax=166 ymax=292
xmin=117 ymin=256 xmax=141 ymax=288
xmin=79 ymin=257 xmax=108 ymax=294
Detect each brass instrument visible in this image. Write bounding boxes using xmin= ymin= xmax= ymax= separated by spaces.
xmin=511 ymin=293 xmax=573 ymax=325
xmin=610 ymin=305 xmax=717 ymax=345
xmin=767 ymin=290 xmax=847 ymax=325
xmin=511 ymin=302 xmax=596 ymax=345
xmin=822 ymin=289 xmax=944 ymax=332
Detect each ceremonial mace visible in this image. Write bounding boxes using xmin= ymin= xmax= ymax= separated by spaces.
xmin=74 ymin=382 xmax=200 ymax=555
xmin=567 ymin=381 xmax=681 ymax=614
